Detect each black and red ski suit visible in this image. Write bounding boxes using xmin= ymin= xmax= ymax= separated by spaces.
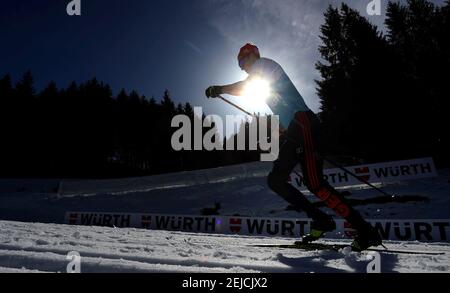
xmin=268 ymin=111 xmax=368 ymax=231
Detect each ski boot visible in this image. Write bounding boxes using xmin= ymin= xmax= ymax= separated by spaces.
xmin=299 ymin=218 xmax=337 ymax=244
xmin=351 ymin=224 xmax=383 ymax=252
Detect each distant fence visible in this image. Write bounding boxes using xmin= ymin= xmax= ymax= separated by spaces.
xmin=0 ymin=158 xmax=437 ymax=196
xmin=291 ymin=157 xmax=438 ymax=189
xmin=65 ymin=211 xmax=450 ymax=243
xmin=58 ymin=157 xmax=438 ymax=197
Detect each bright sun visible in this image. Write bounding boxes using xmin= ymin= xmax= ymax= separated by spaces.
xmin=242 ymin=77 xmax=271 ymax=103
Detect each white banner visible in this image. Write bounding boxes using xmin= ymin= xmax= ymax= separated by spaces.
xmin=291 ymin=157 xmax=438 ymax=189
xmin=65 ymin=212 xmax=450 ymax=242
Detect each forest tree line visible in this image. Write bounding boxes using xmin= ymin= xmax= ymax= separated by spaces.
xmin=317 ymin=0 xmax=449 ymax=166
xmin=0 ymin=0 xmax=449 ymax=178
xmin=0 ymin=74 xmax=263 ymax=178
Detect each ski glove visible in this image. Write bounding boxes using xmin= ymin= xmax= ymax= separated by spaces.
xmin=205 ymin=86 xmax=223 ymax=99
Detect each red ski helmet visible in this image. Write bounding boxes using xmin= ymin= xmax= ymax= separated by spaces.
xmin=238 ymin=43 xmax=260 ymax=68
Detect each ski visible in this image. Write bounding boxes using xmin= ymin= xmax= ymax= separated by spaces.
xmin=251 ymin=242 xmax=446 ymax=255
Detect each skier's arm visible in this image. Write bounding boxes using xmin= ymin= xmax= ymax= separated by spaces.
xmin=220 ymin=80 xmax=248 ymax=97
xmin=206 ymin=78 xmax=249 ymax=98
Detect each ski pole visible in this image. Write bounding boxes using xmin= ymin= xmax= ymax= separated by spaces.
xmin=217 ymin=95 xmax=254 ymax=116
xmin=322 ymin=157 xmax=394 ymax=198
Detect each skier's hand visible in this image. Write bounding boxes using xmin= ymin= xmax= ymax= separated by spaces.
xmin=205 ymin=86 xmax=223 ymax=99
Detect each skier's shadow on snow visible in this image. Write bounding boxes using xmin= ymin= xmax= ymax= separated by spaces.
xmin=276 ymin=250 xmax=399 ymax=273
xmin=276 ymin=252 xmax=347 ymax=273
xmin=342 ymin=249 xmax=399 ymax=273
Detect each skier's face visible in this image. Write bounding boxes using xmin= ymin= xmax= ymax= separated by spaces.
xmin=239 ymin=54 xmax=258 ymax=73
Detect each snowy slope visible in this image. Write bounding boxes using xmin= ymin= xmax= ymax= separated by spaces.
xmin=0 ymin=162 xmax=449 ymax=273
xmin=0 ymin=165 xmax=449 ymax=224
xmin=0 ymin=220 xmax=449 ymax=273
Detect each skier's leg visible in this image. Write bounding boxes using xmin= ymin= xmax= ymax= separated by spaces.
xmin=267 ymin=124 xmax=333 ymax=225
xmin=298 ymin=111 xmax=382 ymax=250
xmin=296 ymin=112 xmax=368 ymax=231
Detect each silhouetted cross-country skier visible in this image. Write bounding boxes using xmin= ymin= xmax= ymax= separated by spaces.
xmin=205 ymin=43 xmax=382 ymax=251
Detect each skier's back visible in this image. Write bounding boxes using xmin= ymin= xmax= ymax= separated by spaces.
xmin=206 ymin=43 xmax=382 ymax=251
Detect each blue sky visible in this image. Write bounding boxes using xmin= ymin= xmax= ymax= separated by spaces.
xmin=0 ymin=0 xmax=447 ymax=118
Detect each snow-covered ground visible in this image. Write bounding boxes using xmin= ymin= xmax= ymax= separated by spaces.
xmin=0 ymin=220 xmax=449 ymax=273
xmin=1 ymin=164 xmax=449 ymax=223
xmin=0 ymin=162 xmax=449 ymax=273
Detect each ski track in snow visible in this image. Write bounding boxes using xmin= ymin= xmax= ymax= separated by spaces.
xmin=0 ymin=221 xmax=449 ymax=273
xmin=0 ymin=165 xmax=449 ymax=273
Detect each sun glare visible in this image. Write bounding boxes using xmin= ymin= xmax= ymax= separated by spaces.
xmin=242 ymin=78 xmax=271 ymax=103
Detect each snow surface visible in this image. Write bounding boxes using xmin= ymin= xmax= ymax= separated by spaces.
xmin=1 ymin=164 xmax=449 ymax=223
xmin=0 ymin=162 xmax=449 ymax=273
xmin=0 ymin=220 xmax=449 ymax=273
